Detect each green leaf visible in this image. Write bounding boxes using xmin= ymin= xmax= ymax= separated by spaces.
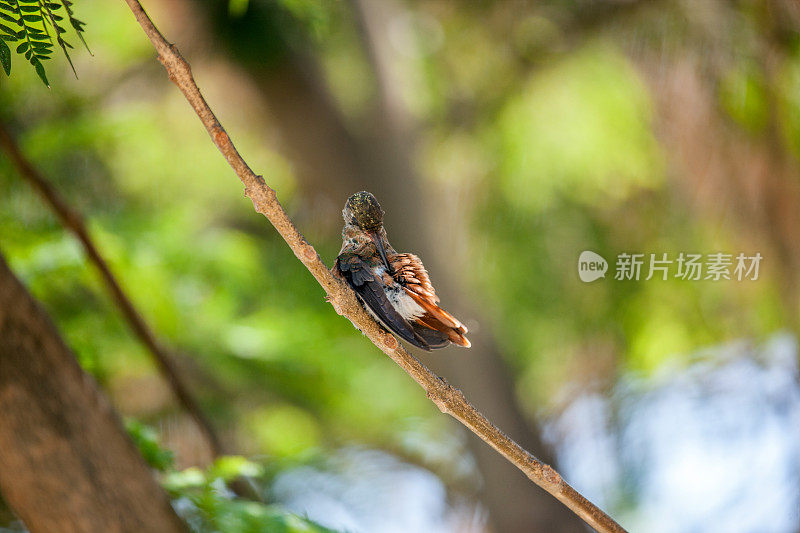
xmin=61 ymin=0 xmax=89 ymax=54
xmin=208 ymin=456 xmax=264 ymax=482
xmin=21 ymin=14 xmax=42 ymax=22
xmin=31 ymin=40 xmax=51 ymax=50
xmin=0 ymin=11 xmax=16 ymax=22
xmin=15 ymin=40 xmax=26 ymax=52
xmin=0 ymin=33 xmax=18 ymax=42
xmin=125 ymin=419 xmax=175 ymax=472
xmin=162 ymin=467 xmax=207 ymax=492
xmin=0 ymin=22 xmax=15 ymax=34
xmin=0 ymin=38 xmax=10 ymax=75
xmin=18 ymin=5 xmax=39 ymax=12
xmin=30 ymin=55 xmax=47 ymax=86
xmin=57 ymin=41 xmax=73 ymax=74
xmin=45 ymin=2 xmax=61 ymax=9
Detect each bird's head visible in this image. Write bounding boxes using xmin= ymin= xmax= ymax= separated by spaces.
xmin=342 ymin=191 xmax=390 ymax=268
xmin=342 ymin=191 xmax=384 ymax=232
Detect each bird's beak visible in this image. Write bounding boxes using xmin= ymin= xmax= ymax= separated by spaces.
xmin=369 ymin=231 xmax=391 ymax=269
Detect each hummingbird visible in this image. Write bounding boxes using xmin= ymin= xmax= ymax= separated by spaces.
xmin=334 ymin=191 xmax=470 ymax=351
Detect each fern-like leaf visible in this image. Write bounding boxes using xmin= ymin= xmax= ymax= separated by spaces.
xmin=38 ymin=0 xmax=73 ymax=75
xmin=0 ymin=0 xmax=86 ymax=85
xmin=61 ymin=0 xmax=87 ymax=54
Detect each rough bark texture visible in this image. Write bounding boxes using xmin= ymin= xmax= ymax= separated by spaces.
xmin=0 ymin=254 xmax=186 ymax=533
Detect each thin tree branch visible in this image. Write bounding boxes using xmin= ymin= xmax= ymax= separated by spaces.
xmin=0 ymin=121 xmax=224 ymax=460
xmin=120 ymin=1 xmax=627 ymax=531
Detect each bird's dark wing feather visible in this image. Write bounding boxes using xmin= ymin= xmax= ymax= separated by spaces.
xmin=336 ymin=253 xmax=431 ymax=351
xmin=411 ymin=325 xmax=450 ymax=349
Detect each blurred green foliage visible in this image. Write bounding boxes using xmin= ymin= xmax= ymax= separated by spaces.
xmin=126 ymin=418 xmax=176 ymax=471
xmin=1 ymin=0 xmax=800 ymax=528
xmin=126 ymin=420 xmax=336 ymax=533
xmin=494 ymin=43 xmax=663 ymax=212
xmin=0 ymin=0 xmax=445 ymax=477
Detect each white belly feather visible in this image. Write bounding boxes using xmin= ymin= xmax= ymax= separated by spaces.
xmin=366 ymin=266 xmax=425 ymax=321
xmin=386 ymin=285 xmax=425 ymax=320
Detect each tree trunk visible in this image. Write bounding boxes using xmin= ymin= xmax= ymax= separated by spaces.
xmin=0 ymin=253 xmax=185 ymax=533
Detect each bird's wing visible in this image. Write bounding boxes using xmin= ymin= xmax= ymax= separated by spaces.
xmin=336 ymin=253 xmax=431 ymax=351
xmin=390 ymin=254 xmax=470 ymax=348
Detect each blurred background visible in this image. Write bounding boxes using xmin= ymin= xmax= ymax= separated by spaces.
xmin=2 ymin=0 xmax=800 ymax=532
